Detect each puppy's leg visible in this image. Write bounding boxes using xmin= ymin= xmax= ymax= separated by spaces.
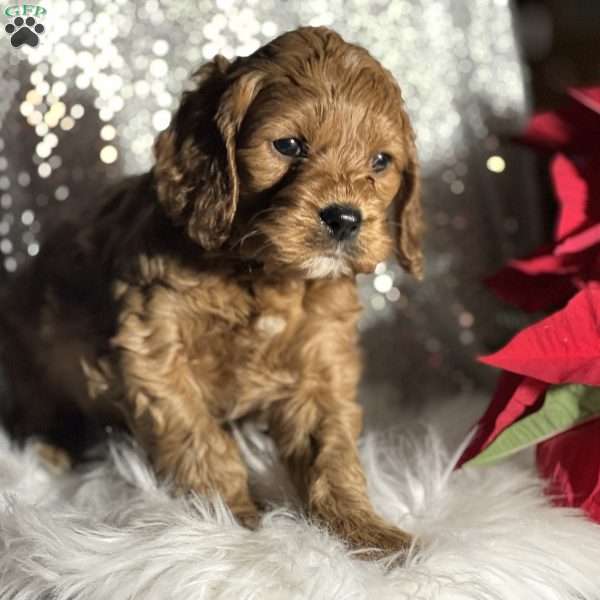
xmin=269 ymin=390 xmax=412 ymax=558
xmin=138 ymin=407 xmax=258 ymax=527
xmin=112 ymin=286 xmax=258 ymax=526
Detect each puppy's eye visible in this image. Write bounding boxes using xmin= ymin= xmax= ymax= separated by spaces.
xmin=372 ymin=152 xmax=392 ymax=173
xmin=273 ymin=138 xmax=305 ymax=158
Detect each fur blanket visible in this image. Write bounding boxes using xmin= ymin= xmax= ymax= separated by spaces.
xmin=1 ymin=395 xmax=599 ymax=600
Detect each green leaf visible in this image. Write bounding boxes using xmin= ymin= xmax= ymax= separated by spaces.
xmin=465 ymin=384 xmax=600 ymax=466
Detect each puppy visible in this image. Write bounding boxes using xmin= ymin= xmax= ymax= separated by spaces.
xmin=0 ymin=27 xmax=423 ymax=557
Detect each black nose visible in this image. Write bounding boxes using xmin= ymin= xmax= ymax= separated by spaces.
xmin=319 ymin=204 xmax=362 ymax=242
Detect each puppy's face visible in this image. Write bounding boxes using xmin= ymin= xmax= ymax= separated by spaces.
xmin=154 ymin=27 xmax=423 ymax=279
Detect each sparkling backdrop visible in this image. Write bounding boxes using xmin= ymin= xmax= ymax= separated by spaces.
xmin=0 ymin=0 xmax=541 ymax=420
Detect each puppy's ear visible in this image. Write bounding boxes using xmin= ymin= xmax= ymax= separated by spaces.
xmin=394 ymin=125 xmax=424 ymax=279
xmin=153 ymin=57 xmax=262 ymax=249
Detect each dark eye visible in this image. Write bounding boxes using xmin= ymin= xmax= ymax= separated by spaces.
xmin=273 ymin=138 xmax=305 ymax=158
xmin=372 ymin=152 xmax=392 ymax=173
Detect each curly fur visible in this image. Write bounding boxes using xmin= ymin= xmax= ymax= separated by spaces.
xmin=0 ymin=27 xmax=423 ymax=557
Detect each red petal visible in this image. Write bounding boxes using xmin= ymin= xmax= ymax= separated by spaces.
xmin=520 ymin=87 xmax=600 ymax=153
xmin=485 ymin=251 xmax=578 ymax=312
xmin=457 ymin=373 xmax=547 ymax=467
xmin=485 ymin=270 xmax=577 ymax=312
xmin=552 ymin=154 xmax=589 ymax=242
xmin=537 ymin=417 xmax=600 ymax=523
xmin=568 ymin=87 xmax=600 ymax=115
xmin=480 ymin=284 xmax=600 ymax=385
xmin=555 ymin=223 xmax=600 ymax=255
xmin=510 ymin=250 xmax=578 ymax=275
xmin=582 ymin=482 xmax=600 ymax=522
xmin=520 ymin=111 xmax=573 ymax=150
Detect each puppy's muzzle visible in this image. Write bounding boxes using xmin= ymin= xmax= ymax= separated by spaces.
xmin=319 ymin=204 xmax=362 ymax=242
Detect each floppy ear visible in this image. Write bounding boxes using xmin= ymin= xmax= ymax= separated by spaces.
xmin=394 ymin=125 xmax=424 ymax=279
xmin=153 ymin=56 xmax=262 ymax=250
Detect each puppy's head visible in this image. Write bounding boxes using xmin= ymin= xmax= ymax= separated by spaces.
xmin=154 ymin=27 xmax=423 ymax=279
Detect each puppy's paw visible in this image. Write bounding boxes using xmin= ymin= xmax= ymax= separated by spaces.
xmin=312 ymin=505 xmax=413 ymax=562
xmin=236 ymin=510 xmax=260 ymax=530
xmin=32 ymin=441 xmax=72 ymax=474
xmin=231 ymin=501 xmax=261 ymax=530
xmin=344 ymin=521 xmax=413 ymax=562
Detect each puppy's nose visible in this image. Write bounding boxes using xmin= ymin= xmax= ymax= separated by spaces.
xmin=319 ymin=204 xmax=362 ymax=242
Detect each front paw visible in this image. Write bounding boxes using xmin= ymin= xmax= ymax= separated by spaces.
xmin=343 ymin=519 xmax=413 ymax=560
xmin=32 ymin=441 xmax=73 ymax=474
xmin=313 ymin=505 xmax=413 ymax=560
xmin=230 ymin=500 xmax=261 ymax=530
xmin=235 ymin=507 xmax=260 ymax=530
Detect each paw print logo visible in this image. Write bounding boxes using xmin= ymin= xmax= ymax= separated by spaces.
xmin=5 ymin=16 xmax=45 ymax=48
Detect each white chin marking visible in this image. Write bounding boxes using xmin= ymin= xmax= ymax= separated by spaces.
xmin=302 ymin=256 xmax=352 ymax=279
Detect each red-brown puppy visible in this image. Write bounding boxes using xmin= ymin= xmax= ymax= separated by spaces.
xmin=0 ymin=26 xmax=423 ymax=557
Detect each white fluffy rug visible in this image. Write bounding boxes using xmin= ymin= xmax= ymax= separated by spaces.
xmin=1 ymin=395 xmax=600 ymax=600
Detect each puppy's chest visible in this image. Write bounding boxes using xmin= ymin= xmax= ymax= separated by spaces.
xmin=190 ymin=280 xmax=309 ymax=419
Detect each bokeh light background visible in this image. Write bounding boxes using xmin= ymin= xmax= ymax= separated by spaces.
xmin=0 ymin=0 xmax=544 ymax=426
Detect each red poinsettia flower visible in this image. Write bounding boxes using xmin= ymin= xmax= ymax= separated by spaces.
xmin=458 ymin=284 xmax=600 ymax=520
xmin=459 ymin=89 xmax=600 ymax=523
xmin=537 ymin=418 xmax=600 ymax=523
xmin=521 ymin=87 xmax=600 ymax=153
xmin=458 ymin=284 xmax=600 ymax=462
xmin=457 ymin=371 xmax=548 ymax=466
xmin=486 ymin=87 xmax=600 ymax=312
